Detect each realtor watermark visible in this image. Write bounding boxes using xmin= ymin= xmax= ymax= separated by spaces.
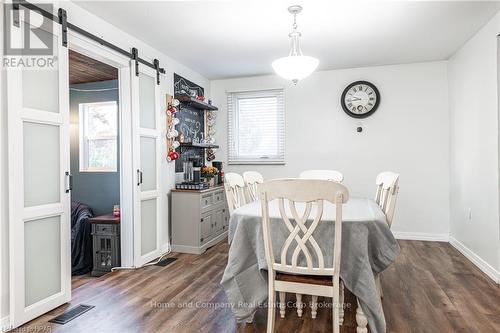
xmin=3 ymin=2 xmax=57 ymax=69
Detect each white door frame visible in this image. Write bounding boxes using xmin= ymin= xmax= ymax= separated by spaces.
xmin=7 ymin=18 xmax=70 ymax=327
xmin=67 ymin=30 xmax=134 ymax=268
xmin=131 ymin=66 xmax=163 ymax=267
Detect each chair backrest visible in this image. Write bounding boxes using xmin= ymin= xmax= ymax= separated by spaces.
xmin=224 ymin=172 xmax=246 ymax=215
xmin=259 ymin=179 xmax=349 ymax=277
xmin=299 ymin=169 xmax=344 ymax=183
xmin=243 ymin=171 xmax=264 ymax=202
xmin=375 ymin=171 xmax=400 ymax=227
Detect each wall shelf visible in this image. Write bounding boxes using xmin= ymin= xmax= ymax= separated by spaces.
xmin=176 ymin=94 xmax=218 ymax=111
xmin=179 ymin=142 xmax=219 ymax=149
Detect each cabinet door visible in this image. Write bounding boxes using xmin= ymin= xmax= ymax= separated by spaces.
xmin=200 ymin=214 xmax=213 ymax=243
xmin=213 ymin=209 xmax=224 ymax=233
xmin=223 ymin=207 xmax=229 ymax=230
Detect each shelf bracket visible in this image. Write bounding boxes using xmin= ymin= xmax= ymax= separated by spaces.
xmin=58 ymin=8 xmax=67 ymax=47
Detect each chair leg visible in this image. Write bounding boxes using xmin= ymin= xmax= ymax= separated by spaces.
xmin=333 ymin=278 xmax=340 ymax=333
xmin=267 ymin=289 xmax=276 ymax=333
xmin=296 ymin=293 xmax=303 ymax=318
xmin=340 ymin=281 xmax=344 ymax=325
xmin=279 ymin=291 xmax=286 ymax=318
xmin=311 ymin=295 xmax=318 ymax=319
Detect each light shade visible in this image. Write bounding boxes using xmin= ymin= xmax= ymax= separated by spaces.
xmin=272 ymin=55 xmax=319 ymax=83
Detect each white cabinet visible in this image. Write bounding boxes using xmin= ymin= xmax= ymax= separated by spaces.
xmin=171 ymin=186 xmax=229 ymax=254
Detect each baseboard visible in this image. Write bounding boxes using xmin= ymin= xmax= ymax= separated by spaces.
xmin=392 ymin=231 xmax=449 ymax=242
xmin=1 ymin=316 xmax=10 ymax=331
xmin=449 ymin=237 xmax=500 ymax=284
xmin=172 ymin=231 xmax=228 ymax=255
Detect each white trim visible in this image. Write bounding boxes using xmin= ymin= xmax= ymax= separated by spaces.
xmin=1 ymin=316 xmax=10 ymax=331
xmin=392 ymin=231 xmax=449 ymax=242
xmin=68 ymin=30 xmax=134 ymax=268
xmin=449 ymin=237 xmax=500 ymax=284
xmin=172 ymin=232 xmax=227 ymax=255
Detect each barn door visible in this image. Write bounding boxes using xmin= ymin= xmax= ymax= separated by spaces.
xmin=131 ymin=66 xmax=162 ymax=266
xmin=6 ymin=11 xmax=71 ymax=327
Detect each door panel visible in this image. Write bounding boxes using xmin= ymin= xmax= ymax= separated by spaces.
xmin=7 ymin=18 xmax=70 ymax=327
xmin=132 ymin=68 xmax=162 ymax=266
xmin=23 ymin=122 xmax=60 ymax=207
xmin=140 ymin=136 xmax=157 ymax=192
xmin=140 ymin=198 xmax=157 ymax=255
xmin=139 ymin=73 xmax=156 ymax=129
xmin=24 ymin=216 xmax=61 ymax=307
xmin=22 ymin=69 xmax=59 ymax=112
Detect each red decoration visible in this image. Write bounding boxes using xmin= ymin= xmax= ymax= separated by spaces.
xmin=167 ymin=150 xmax=179 ymax=161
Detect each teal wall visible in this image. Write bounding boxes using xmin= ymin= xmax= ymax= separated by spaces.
xmin=69 ymin=80 xmax=120 ymax=216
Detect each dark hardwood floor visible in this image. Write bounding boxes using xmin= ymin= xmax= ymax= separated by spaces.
xmin=20 ymin=240 xmax=500 ymax=333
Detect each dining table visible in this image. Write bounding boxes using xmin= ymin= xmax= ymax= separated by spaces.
xmin=220 ymin=197 xmax=400 ymax=333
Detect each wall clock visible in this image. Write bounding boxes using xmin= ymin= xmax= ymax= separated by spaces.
xmin=341 ymin=81 xmax=380 ymax=118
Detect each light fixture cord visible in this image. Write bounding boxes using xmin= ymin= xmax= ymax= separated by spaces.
xmin=289 ymin=11 xmax=302 ymax=56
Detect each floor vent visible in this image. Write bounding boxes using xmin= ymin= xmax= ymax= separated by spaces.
xmin=156 ymin=257 xmax=177 ymax=267
xmin=49 ymin=304 xmax=94 ymax=324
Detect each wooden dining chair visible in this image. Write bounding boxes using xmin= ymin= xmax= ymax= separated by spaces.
xmin=374 ymin=171 xmax=400 ymax=299
xmin=243 ymin=171 xmax=264 ymax=202
xmin=299 ymin=169 xmax=344 ymax=183
xmin=259 ymin=179 xmax=349 ymax=333
xmin=224 ymin=172 xmax=247 ymax=215
xmin=375 ymin=171 xmax=400 ymax=228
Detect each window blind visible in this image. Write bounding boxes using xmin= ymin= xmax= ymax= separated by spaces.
xmin=227 ymin=89 xmax=285 ymax=164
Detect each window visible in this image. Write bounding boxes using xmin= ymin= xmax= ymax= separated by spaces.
xmin=79 ymin=101 xmax=118 ymax=172
xmin=227 ymin=89 xmax=285 ymax=164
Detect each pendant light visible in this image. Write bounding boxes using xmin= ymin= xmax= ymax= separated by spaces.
xmin=272 ymin=5 xmax=319 ymax=84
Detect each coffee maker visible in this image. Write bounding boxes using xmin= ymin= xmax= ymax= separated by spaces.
xmin=212 ymin=161 xmax=223 ymax=185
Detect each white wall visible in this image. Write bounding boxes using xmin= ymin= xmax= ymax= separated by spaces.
xmin=0 ymin=2 xmax=9 ymax=326
xmin=0 ymin=1 xmax=209 ymax=325
xmin=448 ymin=12 xmax=500 ymax=278
xmin=211 ymin=61 xmax=450 ymax=238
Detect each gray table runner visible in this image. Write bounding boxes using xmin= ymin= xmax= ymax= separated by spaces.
xmin=220 ymin=198 xmax=400 ymax=333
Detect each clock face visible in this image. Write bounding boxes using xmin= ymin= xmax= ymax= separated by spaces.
xmin=341 ymin=81 xmax=380 ymax=118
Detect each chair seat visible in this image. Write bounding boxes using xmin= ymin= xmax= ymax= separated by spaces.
xmin=275 ymin=272 xmax=333 ymax=286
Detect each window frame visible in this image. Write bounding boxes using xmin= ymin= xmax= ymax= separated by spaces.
xmin=227 ymin=89 xmax=285 ymax=165
xmin=78 ymin=101 xmax=118 ymax=173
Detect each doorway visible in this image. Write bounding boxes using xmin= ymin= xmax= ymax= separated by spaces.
xmin=68 ymin=50 xmax=120 ymax=287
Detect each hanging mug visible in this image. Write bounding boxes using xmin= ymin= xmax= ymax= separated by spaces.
xmin=168 ymin=105 xmax=177 ymax=114
xmin=172 ymin=117 xmax=180 ymax=126
xmin=167 ymin=129 xmax=178 ymax=139
xmin=167 ymin=150 xmax=179 ymax=161
xmin=171 ymin=99 xmax=180 ymax=107
xmin=172 ymin=141 xmax=180 ymax=149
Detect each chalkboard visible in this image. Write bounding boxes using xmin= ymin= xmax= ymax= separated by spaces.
xmin=173 ymin=74 xmax=206 ymax=174
xmin=177 ymin=105 xmax=204 ymax=144
xmin=174 ymin=73 xmax=204 ymax=97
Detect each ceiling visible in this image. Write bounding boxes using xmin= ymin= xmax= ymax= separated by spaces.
xmin=73 ymin=1 xmax=500 ymax=80
xmin=69 ymin=50 xmax=118 ymax=84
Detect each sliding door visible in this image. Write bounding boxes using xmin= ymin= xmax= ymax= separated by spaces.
xmin=6 ymin=17 xmax=71 ymax=327
xmin=131 ymin=67 xmax=162 ymax=266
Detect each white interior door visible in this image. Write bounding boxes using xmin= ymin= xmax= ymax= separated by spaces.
xmin=132 ymin=67 xmax=162 ymax=266
xmin=7 ymin=17 xmax=70 ymax=327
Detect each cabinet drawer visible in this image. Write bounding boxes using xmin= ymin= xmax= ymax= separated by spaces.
xmin=93 ymin=224 xmax=118 ymax=235
xmin=201 ymin=193 xmax=213 ymax=212
xmin=213 ymin=190 xmax=225 ymax=205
